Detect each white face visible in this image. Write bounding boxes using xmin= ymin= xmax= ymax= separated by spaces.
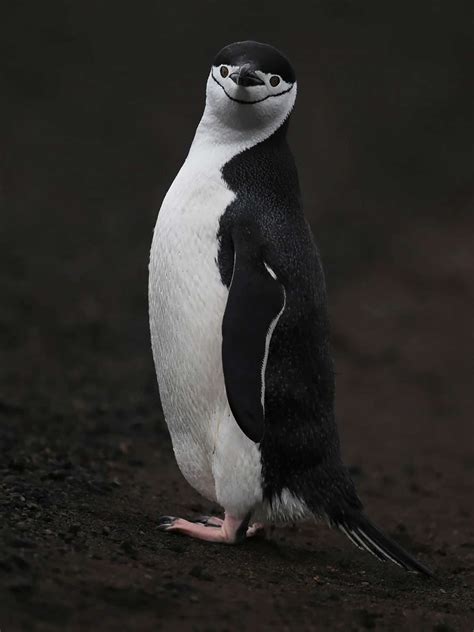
xmin=205 ymin=63 xmax=297 ymax=132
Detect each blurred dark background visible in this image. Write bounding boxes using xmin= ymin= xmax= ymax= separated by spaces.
xmin=0 ymin=1 xmax=473 ymax=630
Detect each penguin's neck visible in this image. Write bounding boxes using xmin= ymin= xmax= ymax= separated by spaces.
xmin=188 ymin=103 xmax=291 ymax=169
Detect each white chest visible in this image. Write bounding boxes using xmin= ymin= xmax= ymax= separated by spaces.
xmin=148 ymin=156 xmax=236 ymax=496
xmin=149 ymin=155 xmax=235 ymax=391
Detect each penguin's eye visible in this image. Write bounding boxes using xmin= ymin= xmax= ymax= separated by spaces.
xmin=220 ymin=66 xmax=229 ymax=78
xmin=270 ymin=75 xmax=281 ymax=87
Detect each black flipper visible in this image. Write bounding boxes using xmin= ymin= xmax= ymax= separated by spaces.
xmin=222 ymin=231 xmax=285 ymax=443
xmin=334 ymin=510 xmax=433 ymax=577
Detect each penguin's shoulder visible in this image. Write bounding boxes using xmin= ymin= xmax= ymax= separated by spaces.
xmin=217 ymin=197 xmax=318 ymax=296
xmin=222 ymin=121 xmax=300 ymax=206
xmin=217 ymin=128 xmax=309 ymax=289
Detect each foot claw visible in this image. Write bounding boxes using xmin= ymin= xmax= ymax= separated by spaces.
xmin=157 ymin=515 xmax=177 ymax=530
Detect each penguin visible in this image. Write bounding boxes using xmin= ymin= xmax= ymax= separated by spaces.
xmin=148 ymin=40 xmax=433 ymax=576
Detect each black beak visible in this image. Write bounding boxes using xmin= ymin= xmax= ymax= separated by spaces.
xmin=229 ymin=65 xmax=264 ymax=87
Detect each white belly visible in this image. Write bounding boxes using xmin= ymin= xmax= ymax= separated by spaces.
xmin=149 ymin=156 xmax=263 ymax=516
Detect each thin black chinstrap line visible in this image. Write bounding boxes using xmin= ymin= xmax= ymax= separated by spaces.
xmin=211 ymin=72 xmax=294 ymax=105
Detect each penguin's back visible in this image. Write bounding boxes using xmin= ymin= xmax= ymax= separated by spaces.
xmin=216 ymin=123 xmax=349 ymax=515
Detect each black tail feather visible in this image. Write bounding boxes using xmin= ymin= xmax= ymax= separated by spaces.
xmin=334 ymin=511 xmax=433 ymax=577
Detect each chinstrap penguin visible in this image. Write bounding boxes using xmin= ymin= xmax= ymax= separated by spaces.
xmin=148 ymin=41 xmax=432 ymax=576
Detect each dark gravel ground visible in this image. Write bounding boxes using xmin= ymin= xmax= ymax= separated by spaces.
xmin=1 ymin=1 xmax=473 ymax=630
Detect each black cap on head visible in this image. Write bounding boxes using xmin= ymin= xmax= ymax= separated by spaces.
xmin=214 ymin=41 xmax=296 ymax=84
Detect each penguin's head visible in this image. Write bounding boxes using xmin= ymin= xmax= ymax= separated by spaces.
xmin=205 ymin=41 xmax=297 ymax=131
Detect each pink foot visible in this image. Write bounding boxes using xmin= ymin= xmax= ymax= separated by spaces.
xmin=158 ymin=513 xmax=258 ymax=544
xmin=190 ymin=516 xmax=264 ymax=536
